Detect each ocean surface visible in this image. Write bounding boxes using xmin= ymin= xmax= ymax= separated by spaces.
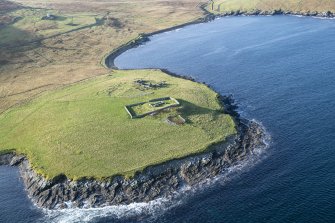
xmin=1 ymin=15 xmax=335 ymax=223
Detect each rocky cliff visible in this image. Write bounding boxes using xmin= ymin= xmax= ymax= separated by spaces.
xmin=1 ymin=114 xmax=266 ymax=209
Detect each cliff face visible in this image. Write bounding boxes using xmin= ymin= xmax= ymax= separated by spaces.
xmin=1 ymin=118 xmax=266 ymax=210
xmin=0 ymin=153 xmax=13 ymax=165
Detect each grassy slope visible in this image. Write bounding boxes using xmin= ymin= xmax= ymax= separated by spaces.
xmin=0 ymin=70 xmax=236 ymax=180
xmin=209 ymin=0 xmax=335 ymax=14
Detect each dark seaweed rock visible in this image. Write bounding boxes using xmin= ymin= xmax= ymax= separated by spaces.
xmin=219 ymin=94 xmax=239 ymax=118
xmin=0 ymin=153 xmax=15 ymax=165
xmin=10 ymin=155 xmax=25 ymax=166
xmin=271 ymin=9 xmax=284 ymax=15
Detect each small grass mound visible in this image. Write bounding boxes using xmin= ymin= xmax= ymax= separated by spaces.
xmin=0 ymin=70 xmax=236 ymax=180
xmin=167 ymin=115 xmax=186 ymax=125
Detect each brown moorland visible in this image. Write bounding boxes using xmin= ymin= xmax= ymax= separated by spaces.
xmin=0 ymin=0 xmax=207 ymax=114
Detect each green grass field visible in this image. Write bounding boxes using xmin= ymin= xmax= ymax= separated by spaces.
xmin=208 ymin=0 xmax=335 ymax=14
xmin=0 ymin=69 xmax=236 ymax=180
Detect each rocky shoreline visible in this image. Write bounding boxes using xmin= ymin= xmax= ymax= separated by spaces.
xmin=216 ymin=9 xmax=334 ymax=18
xmin=0 ymin=111 xmax=267 ymax=209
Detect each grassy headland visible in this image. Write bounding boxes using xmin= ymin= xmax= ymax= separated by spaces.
xmin=0 ymin=69 xmax=236 ymax=180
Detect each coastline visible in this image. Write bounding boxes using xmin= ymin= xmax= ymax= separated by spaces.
xmin=103 ymin=7 xmax=334 ymax=70
xmin=3 ymin=7 xmax=331 ymax=210
xmin=0 ymin=116 xmax=267 ymax=209
xmin=102 ymin=5 xmax=215 ymax=70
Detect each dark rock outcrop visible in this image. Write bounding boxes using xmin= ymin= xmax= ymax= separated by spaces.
xmin=0 ymin=153 xmax=15 ymax=165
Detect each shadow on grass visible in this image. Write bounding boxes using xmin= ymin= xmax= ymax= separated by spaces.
xmin=0 ymin=26 xmax=39 ymax=60
xmin=1 ymin=15 xmax=102 ymax=51
xmin=0 ymin=2 xmax=38 ymax=51
xmin=177 ymin=99 xmax=221 ymax=119
xmin=0 ymin=0 xmax=23 ymax=14
xmin=54 ymin=16 xmax=67 ymax=22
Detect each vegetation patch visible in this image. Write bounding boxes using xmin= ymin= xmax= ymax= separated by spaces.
xmin=167 ymin=115 xmax=186 ymax=125
xmin=104 ymin=16 xmax=124 ymax=29
xmin=134 ymin=79 xmax=168 ymax=90
xmin=0 ymin=69 xmax=236 ymax=180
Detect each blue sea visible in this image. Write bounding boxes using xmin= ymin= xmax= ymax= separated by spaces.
xmin=1 ymin=15 xmax=335 ymax=222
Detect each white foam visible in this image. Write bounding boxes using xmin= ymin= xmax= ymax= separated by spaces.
xmin=292 ymin=14 xmax=304 ymax=18
xmin=312 ymin=16 xmax=335 ymax=20
xmin=201 ymin=46 xmax=228 ymax=57
xmin=231 ymin=27 xmax=326 ymax=56
xmin=289 ymin=14 xmax=335 ymax=20
xmin=40 ymin=197 xmax=180 ymax=223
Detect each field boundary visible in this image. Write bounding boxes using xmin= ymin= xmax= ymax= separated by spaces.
xmin=125 ymin=97 xmax=180 ymax=119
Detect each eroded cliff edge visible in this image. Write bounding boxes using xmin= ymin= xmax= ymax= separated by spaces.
xmin=0 ymin=94 xmax=267 ymax=210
